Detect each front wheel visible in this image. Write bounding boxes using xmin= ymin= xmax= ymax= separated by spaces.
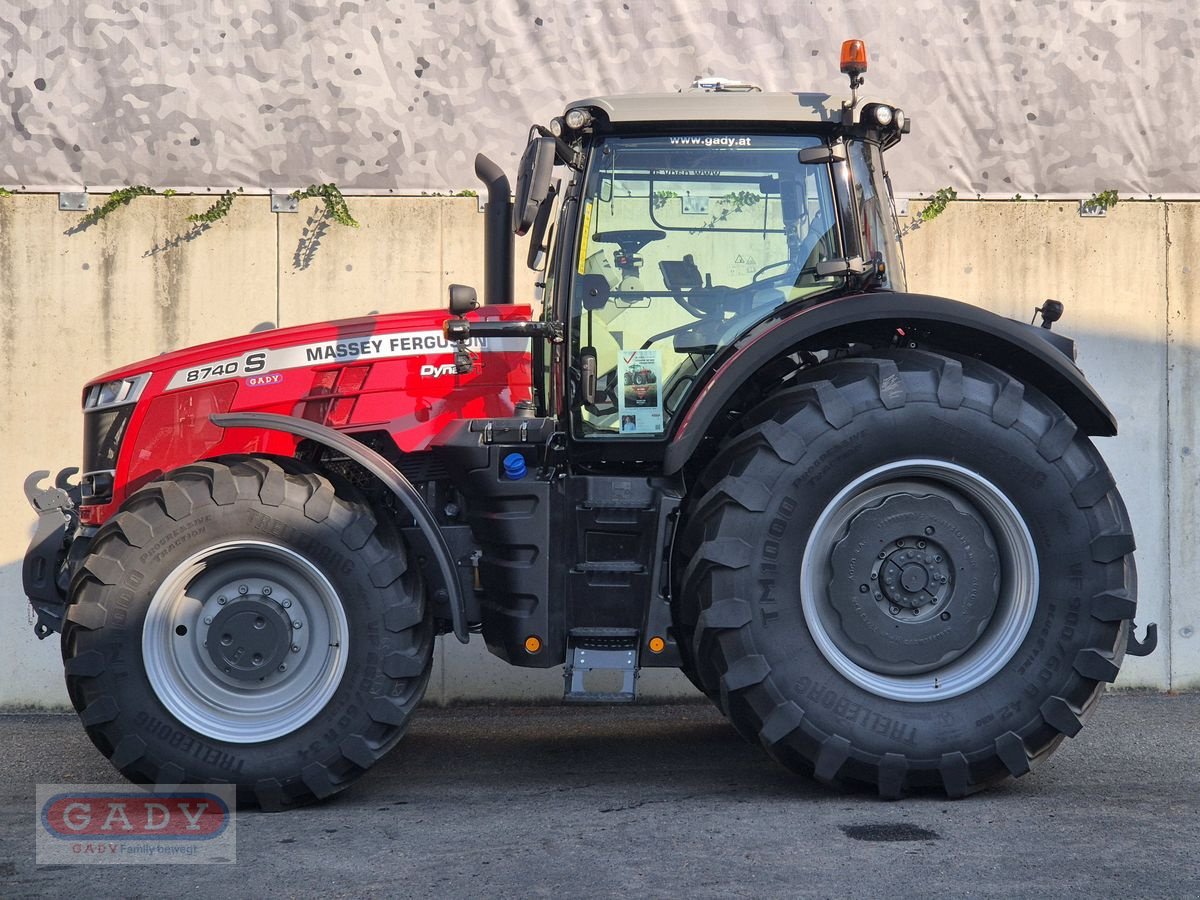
xmin=62 ymin=457 xmax=432 ymax=809
xmin=677 ymin=351 xmax=1136 ymax=797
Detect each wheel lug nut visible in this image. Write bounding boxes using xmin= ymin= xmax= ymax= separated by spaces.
xmin=293 ymin=621 xmax=302 ymax=630
xmin=918 ymin=540 xmax=926 ymax=549
xmin=217 ymin=596 xmax=227 ymax=605
xmin=859 ymin=584 xmax=869 ymax=593
xmin=238 ymin=585 xmax=249 ymax=595
xmin=878 ymin=551 xmax=886 ymax=559
xmin=291 ymin=644 xmax=300 ymax=653
xmin=870 ymin=573 xmax=877 ymax=580
xmin=203 ymin=616 xmax=213 ymax=625
xmin=262 ymin=586 xmax=272 ymax=596
xmin=874 ymin=592 xmax=883 ymax=600
xmin=282 ymin=599 xmax=292 ymax=609
xmin=278 ymin=664 xmax=287 ymax=672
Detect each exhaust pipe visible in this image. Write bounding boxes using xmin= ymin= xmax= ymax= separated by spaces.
xmin=474 ymin=154 xmax=514 ymax=305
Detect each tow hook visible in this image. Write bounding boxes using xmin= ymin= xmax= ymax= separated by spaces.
xmin=1126 ymin=621 xmax=1158 ymax=657
xmin=24 ymin=468 xmax=80 ymax=515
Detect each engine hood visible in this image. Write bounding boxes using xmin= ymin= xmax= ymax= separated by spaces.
xmin=87 ymin=304 xmax=534 ymax=387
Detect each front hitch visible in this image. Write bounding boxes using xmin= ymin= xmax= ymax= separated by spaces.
xmin=22 ymin=468 xmax=81 ymax=639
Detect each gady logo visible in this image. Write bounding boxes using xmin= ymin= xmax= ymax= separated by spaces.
xmin=36 ymin=785 xmax=236 ymax=865
xmin=245 ymin=372 xmax=283 ymax=387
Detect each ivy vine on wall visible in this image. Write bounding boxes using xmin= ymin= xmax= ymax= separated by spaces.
xmin=290 ymin=184 xmax=360 ymax=228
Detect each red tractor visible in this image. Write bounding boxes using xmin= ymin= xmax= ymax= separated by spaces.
xmin=23 ymin=42 xmax=1154 ymax=808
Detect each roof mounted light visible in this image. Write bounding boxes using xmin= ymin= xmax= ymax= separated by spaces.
xmin=840 ymin=39 xmax=868 ymax=84
xmin=549 ymin=116 xmax=565 ymax=137
xmin=839 ymin=39 xmax=869 ymax=112
xmin=564 ymin=108 xmax=592 ymax=130
xmin=873 ymin=104 xmax=894 ymax=126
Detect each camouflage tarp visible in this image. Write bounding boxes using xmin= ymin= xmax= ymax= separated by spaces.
xmin=0 ymin=0 xmax=1196 ymax=195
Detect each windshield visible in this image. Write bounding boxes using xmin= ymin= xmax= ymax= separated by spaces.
xmin=570 ymin=134 xmax=842 ymax=438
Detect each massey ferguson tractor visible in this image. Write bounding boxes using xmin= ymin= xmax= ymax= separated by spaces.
xmin=23 ymin=41 xmax=1154 ymax=808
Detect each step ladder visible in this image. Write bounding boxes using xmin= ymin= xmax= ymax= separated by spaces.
xmin=563 ymin=627 xmax=639 ymax=703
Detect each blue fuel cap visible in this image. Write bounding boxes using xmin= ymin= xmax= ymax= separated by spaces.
xmin=502 ymin=453 xmax=527 ymax=480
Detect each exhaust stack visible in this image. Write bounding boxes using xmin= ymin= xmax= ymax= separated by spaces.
xmin=474 ymin=154 xmax=514 ymax=305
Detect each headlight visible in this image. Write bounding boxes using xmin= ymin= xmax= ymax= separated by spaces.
xmin=84 ymin=372 xmax=152 ymax=410
xmin=873 ymin=105 xmax=894 ymax=126
xmin=564 ymin=108 xmax=592 ymax=130
xmin=894 ymin=109 xmax=906 ymax=132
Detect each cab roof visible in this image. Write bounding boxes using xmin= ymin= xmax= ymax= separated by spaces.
xmin=565 ymin=91 xmax=899 ymax=128
xmin=567 ymin=92 xmax=841 ymax=126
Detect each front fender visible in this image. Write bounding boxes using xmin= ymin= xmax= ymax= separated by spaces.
xmin=665 ymin=291 xmax=1116 ymax=475
xmin=211 ymin=412 xmax=469 ymax=643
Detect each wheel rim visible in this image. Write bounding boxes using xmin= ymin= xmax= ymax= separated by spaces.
xmin=143 ymin=540 xmax=349 ymax=743
xmin=800 ymin=460 xmax=1038 ymax=702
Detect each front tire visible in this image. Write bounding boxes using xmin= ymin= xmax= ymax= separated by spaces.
xmin=62 ymin=457 xmax=432 ymax=809
xmin=677 ymin=351 xmax=1136 ymax=797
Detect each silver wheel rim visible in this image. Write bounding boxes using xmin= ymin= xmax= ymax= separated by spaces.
xmin=800 ymin=460 xmax=1038 ymax=702
xmin=143 ymin=540 xmax=349 ymax=743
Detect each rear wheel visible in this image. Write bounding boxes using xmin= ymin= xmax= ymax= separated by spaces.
xmin=676 ymin=351 xmax=1136 ymax=797
xmin=62 ymin=456 xmax=431 ymax=809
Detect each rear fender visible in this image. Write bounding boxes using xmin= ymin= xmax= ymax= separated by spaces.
xmin=665 ymin=291 xmax=1117 ymax=475
xmin=210 ymin=412 xmax=469 ymax=643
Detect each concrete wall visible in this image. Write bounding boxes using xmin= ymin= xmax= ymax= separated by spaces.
xmin=0 ymin=194 xmax=1194 ymax=707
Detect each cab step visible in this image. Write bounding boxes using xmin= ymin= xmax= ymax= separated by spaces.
xmin=563 ymin=627 xmax=639 ymax=703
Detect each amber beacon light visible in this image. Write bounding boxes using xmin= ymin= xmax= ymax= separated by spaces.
xmin=840 ymin=39 xmax=868 ymax=77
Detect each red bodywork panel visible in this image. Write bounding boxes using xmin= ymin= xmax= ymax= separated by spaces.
xmin=80 ymin=305 xmax=535 ymax=524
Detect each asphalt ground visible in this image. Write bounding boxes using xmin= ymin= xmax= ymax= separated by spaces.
xmin=0 ymin=692 xmax=1197 ymax=899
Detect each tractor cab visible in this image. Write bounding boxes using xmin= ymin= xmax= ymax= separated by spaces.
xmin=446 ymin=49 xmax=911 ymax=468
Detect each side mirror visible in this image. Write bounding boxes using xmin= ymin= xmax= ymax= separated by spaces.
xmin=512 ymin=136 xmax=556 ymax=236
xmin=526 ymin=183 xmax=558 ymax=270
xmin=448 ymin=284 xmax=479 ymax=316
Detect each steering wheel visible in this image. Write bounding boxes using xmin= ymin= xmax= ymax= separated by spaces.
xmin=592 ymin=229 xmax=666 ymax=256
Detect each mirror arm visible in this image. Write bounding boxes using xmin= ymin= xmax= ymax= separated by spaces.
xmin=534 ymin=125 xmax=585 ymax=170
xmin=444 ymin=318 xmax=563 ymax=343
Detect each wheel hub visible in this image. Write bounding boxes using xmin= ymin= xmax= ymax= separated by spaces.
xmin=879 ymin=543 xmax=951 ymax=609
xmin=827 ymin=492 xmax=1000 ymax=676
xmin=205 ymin=596 xmax=295 ymax=683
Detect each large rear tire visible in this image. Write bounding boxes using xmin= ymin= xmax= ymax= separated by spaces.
xmin=62 ymin=456 xmax=432 ymax=810
xmin=676 ymin=351 xmax=1136 ymax=797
